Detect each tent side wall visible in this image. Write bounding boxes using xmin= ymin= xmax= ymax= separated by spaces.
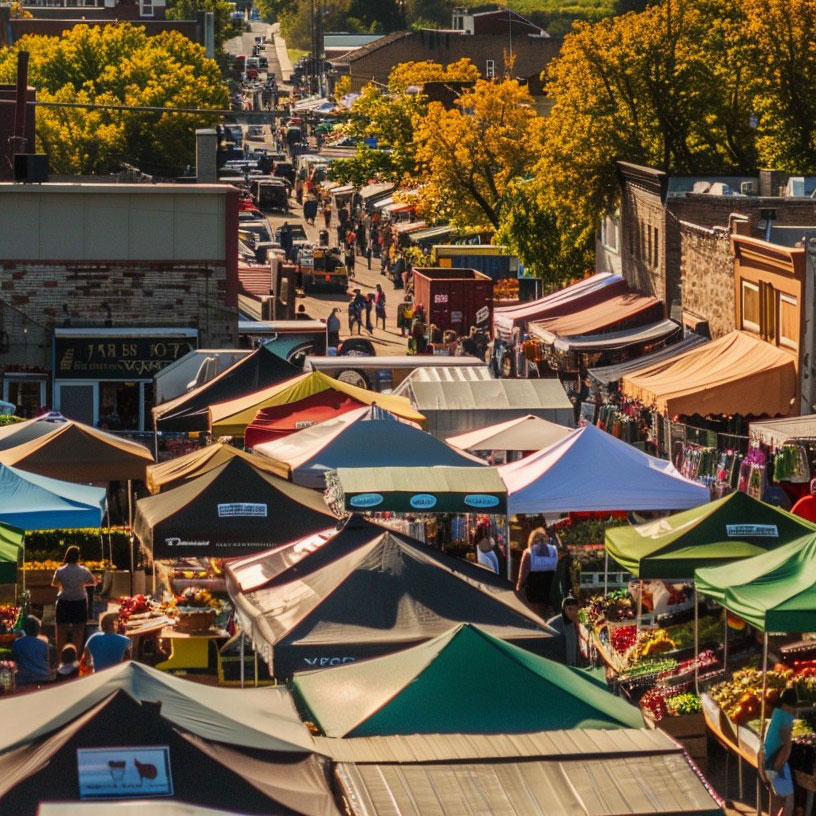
xmin=423 ymin=407 xmax=574 ymax=439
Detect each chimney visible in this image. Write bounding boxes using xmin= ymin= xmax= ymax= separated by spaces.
xmin=195 ymin=128 xmax=217 ymax=183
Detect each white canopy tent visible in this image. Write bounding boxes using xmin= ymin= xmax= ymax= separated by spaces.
xmin=499 ymin=423 xmax=709 ymax=515
xmin=446 ymin=414 xmax=571 ymax=452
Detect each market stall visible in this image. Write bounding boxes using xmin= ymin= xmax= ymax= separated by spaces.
xmin=253 ymin=407 xmax=483 ymax=487
xmin=446 ymin=413 xmax=571 ymax=453
xmin=0 ymin=526 xmax=23 ymax=585
xmin=210 ymin=371 xmax=424 ymax=438
xmin=152 ymin=345 xmax=299 ymax=433
xmin=225 ymin=517 xmax=556 ymax=677
xmin=134 ymin=456 xmax=336 ymax=559
xmin=293 ymin=623 xmax=642 ymax=737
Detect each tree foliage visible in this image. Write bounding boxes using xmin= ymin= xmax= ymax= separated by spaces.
xmin=0 ymin=24 xmax=227 ymax=175
xmin=165 ymin=0 xmax=235 ymax=53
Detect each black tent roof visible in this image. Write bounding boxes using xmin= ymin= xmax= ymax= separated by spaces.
xmin=135 ymin=457 xmax=336 ymax=558
xmin=227 ymin=518 xmax=559 ymax=676
xmin=152 ymin=345 xmax=299 ymax=432
xmin=0 ymin=691 xmax=339 ymax=816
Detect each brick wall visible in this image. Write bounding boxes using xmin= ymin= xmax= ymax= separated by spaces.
xmin=344 ymin=31 xmax=562 ymax=91
xmin=620 ymin=183 xmax=668 ymax=303
xmin=678 ymin=222 xmax=735 ymax=338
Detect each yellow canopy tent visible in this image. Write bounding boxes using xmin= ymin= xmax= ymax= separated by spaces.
xmin=209 ymin=371 xmax=425 ymax=436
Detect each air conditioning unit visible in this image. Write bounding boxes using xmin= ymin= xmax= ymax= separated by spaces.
xmin=740 ymin=181 xmax=756 ymax=195
xmin=13 ymin=154 xmax=48 ymax=184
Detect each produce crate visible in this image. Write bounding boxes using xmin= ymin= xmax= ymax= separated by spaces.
xmin=658 ymin=711 xmax=706 ymax=739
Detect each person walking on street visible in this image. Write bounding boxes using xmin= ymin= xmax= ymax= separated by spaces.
xmin=327 ymin=307 xmax=341 ymax=348
xmin=547 ymin=597 xmax=585 ymax=666
xmin=348 ymin=290 xmax=364 ymax=334
xmin=323 ymin=202 xmax=332 ymax=229
xmin=345 ymin=244 xmax=356 ymax=279
xmin=374 ymin=284 xmax=387 ymax=330
xmin=364 ymin=294 xmax=374 ymax=334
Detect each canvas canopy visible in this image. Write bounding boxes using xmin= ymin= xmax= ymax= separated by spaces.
xmin=0 ymin=464 xmax=106 ymax=530
xmin=135 ymin=456 xmax=335 ymax=558
xmin=226 ymin=518 xmax=556 ymax=676
xmin=695 ymin=533 xmax=816 ymax=632
xmin=446 ymin=414 xmax=571 ymax=451
xmin=0 ymin=524 xmax=23 ymax=583
xmin=500 ymin=424 xmax=708 ymax=515
xmin=332 ymin=465 xmax=507 ymax=513
xmin=605 ymin=491 xmax=815 ymax=579
xmin=621 ymin=330 xmax=796 ymax=417
xmin=244 ymin=390 xmax=368 ymax=448
xmin=294 ymin=623 xmax=642 ymax=737
xmin=749 ymin=415 xmax=816 ymax=448
xmin=210 ymin=370 xmax=424 ymax=436
xmin=530 ymin=293 xmax=664 ymax=342
xmin=254 ymin=408 xmax=482 ymax=487
xmin=588 ymin=332 xmax=709 ymax=391
xmin=153 ymin=345 xmax=299 ymax=432
xmin=492 ymin=272 xmax=627 ymax=340
xmin=551 ymin=319 xmax=680 ymax=354
xmin=0 ymin=413 xmax=153 ymax=482
xmin=146 ymin=442 xmax=283 ymax=494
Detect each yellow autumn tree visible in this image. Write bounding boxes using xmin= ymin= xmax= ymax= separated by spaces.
xmin=411 ymin=77 xmax=541 ymax=229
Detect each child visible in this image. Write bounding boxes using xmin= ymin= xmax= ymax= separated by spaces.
xmin=57 ymin=643 xmax=80 ymax=681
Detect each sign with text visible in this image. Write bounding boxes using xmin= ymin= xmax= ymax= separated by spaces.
xmin=726 ymin=524 xmax=779 ymax=538
xmin=217 ymin=503 xmax=267 ymax=518
xmin=77 ymin=746 xmax=172 ymax=799
xmin=55 ymin=335 xmax=196 ymax=380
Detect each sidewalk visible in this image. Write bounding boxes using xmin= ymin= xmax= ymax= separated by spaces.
xmin=270 ymin=22 xmax=292 ymax=83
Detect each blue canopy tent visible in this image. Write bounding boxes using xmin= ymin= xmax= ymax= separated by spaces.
xmin=0 ymin=464 xmax=106 ymax=530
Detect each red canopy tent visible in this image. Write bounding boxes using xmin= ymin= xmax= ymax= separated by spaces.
xmin=244 ymin=390 xmax=368 ymax=448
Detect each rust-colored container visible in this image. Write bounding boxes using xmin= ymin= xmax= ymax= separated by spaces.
xmin=412 ymin=267 xmax=494 ymax=335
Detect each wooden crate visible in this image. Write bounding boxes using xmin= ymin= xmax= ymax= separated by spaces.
xmin=658 ymin=711 xmax=706 ymax=739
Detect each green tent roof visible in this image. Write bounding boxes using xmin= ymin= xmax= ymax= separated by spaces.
xmin=605 ymin=491 xmax=814 ymax=579
xmin=0 ymin=524 xmax=24 ymax=584
xmin=293 ymin=623 xmax=643 ymax=737
xmin=695 ymin=533 xmax=816 ymax=632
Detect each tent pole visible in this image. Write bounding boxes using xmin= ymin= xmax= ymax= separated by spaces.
xmin=694 ymin=587 xmax=700 ymax=696
xmin=723 ymin=607 xmax=728 ymax=672
xmin=604 ymin=550 xmax=609 ymax=596
xmin=636 ymin=580 xmax=643 ymax=633
xmin=254 ymin=631 xmax=259 ymax=687
xmin=758 ymin=631 xmax=769 ymax=816
xmin=505 ymin=517 xmax=512 ymax=582
xmin=240 ymin=631 xmax=246 ymax=689
xmin=128 ymin=480 xmax=134 ymax=596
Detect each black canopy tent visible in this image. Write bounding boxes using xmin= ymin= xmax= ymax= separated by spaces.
xmin=152 ymin=345 xmax=299 ymax=433
xmin=134 ymin=456 xmax=336 ymax=559
xmin=226 ymin=518 xmax=558 ymax=677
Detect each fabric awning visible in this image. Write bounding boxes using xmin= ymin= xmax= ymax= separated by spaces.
xmin=552 ymin=319 xmax=680 ymax=354
xmin=530 ymin=293 xmax=664 ymax=342
xmin=605 ymin=491 xmax=815 ymax=579
xmin=695 ymin=533 xmax=816 ymax=632
xmin=409 ymin=225 xmax=454 ymax=243
xmin=499 ymin=424 xmax=709 ymax=515
xmin=492 ymin=272 xmax=627 ymax=340
xmin=360 ymin=183 xmax=394 ymax=201
xmin=393 ymin=220 xmax=426 ymax=234
xmin=332 ymin=466 xmax=507 ymax=513
xmin=621 ymin=330 xmax=797 ymax=417
xmin=749 ymin=415 xmax=816 ymax=447
xmin=446 ymin=414 xmax=571 ymax=452
xmin=588 ymin=332 xmax=709 ymax=388
xmin=383 ymin=201 xmax=414 ymax=214
xmin=210 ymin=371 xmax=424 ymax=437
xmin=373 ymin=196 xmax=393 ymax=209
xmin=0 ymin=524 xmax=24 ymax=583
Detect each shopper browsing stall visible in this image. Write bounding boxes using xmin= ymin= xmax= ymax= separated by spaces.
xmin=51 ymin=546 xmax=96 ymax=655
xmin=516 ymin=527 xmax=559 ymax=617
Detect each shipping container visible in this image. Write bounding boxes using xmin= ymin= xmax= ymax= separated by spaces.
xmin=431 ymin=245 xmax=519 ymax=280
xmin=412 ymin=267 xmax=494 ymax=335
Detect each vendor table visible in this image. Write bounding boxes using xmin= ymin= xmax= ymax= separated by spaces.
xmin=155 ymin=627 xmax=229 ymax=673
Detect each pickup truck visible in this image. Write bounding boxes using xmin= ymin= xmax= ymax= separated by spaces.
xmin=301 ymin=246 xmax=348 ymax=293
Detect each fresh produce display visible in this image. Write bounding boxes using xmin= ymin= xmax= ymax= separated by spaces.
xmin=667 ymin=693 xmax=702 ymax=715
xmin=170 ymin=558 xmax=225 ymax=580
xmin=640 ymin=687 xmax=675 ymax=720
xmin=118 ymin=595 xmax=154 ymax=623
xmin=790 ymin=659 xmax=816 ymax=678
xmin=632 ymin=628 xmax=677 ymax=660
xmin=619 ymin=658 xmax=678 ymax=680
xmin=24 ymin=559 xmax=110 ymax=572
xmin=793 ymin=719 xmax=816 ymax=740
xmin=580 ymin=589 xmax=635 ymax=627
xmin=174 ymin=587 xmax=222 ymax=611
xmin=0 ymin=605 xmax=17 ymax=634
xmin=611 ymin=625 xmax=637 ymax=654
xmin=710 ymin=668 xmax=791 ymax=724
xmin=664 ymin=650 xmax=717 ymax=678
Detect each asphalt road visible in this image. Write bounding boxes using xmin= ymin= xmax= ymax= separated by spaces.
xmin=225 ymin=21 xmax=282 ymax=82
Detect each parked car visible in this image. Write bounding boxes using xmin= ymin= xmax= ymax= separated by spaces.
xmin=274 ymin=161 xmax=295 ymax=185
xmin=252 ymin=178 xmax=289 ymax=212
xmin=274 ymin=223 xmax=308 ymax=242
xmin=247 ymin=125 xmax=265 ymax=141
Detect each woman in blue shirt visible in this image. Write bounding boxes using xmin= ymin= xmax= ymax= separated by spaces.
xmin=764 ymin=687 xmax=796 ymax=816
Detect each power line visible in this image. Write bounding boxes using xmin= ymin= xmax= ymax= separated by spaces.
xmin=0 ymin=99 xmax=295 ymax=117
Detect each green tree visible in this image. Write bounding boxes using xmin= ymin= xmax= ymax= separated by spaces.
xmin=166 ymin=0 xmax=235 ymax=54
xmin=279 ymin=0 xmax=350 ymax=50
xmin=0 ymin=24 xmax=227 ymax=174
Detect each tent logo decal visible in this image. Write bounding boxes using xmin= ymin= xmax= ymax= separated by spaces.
xmin=165 ymin=537 xmax=209 ymax=548
xmin=349 ymin=493 xmax=384 ymax=508
xmin=410 ymin=494 xmax=437 ymax=510
xmin=217 ymin=503 xmax=268 ymax=518
xmin=464 ymin=494 xmax=501 ymax=509
xmin=725 ymin=524 xmax=778 ymax=538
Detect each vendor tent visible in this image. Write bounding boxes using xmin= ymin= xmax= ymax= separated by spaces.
xmin=332 ymin=466 xmax=506 ymax=513
xmin=226 ymin=518 xmax=556 ymax=676
xmin=152 ymin=345 xmax=299 ymax=432
xmin=254 ymin=408 xmax=483 ymax=487
xmin=492 ymin=272 xmax=628 ymax=341
xmin=210 ymin=371 xmax=424 ymax=437
xmin=146 ymin=442 xmax=284 ymax=494
xmin=0 ymin=413 xmax=153 ymax=482
xmin=588 ymin=332 xmax=709 ymax=393
xmin=0 ymin=524 xmax=23 ymax=583
xmin=695 ymin=533 xmax=816 ymax=632
xmin=395 ymin=375 xmax=573 ymax=437
xmin=0 ymin=465 xmax=106 ymax=530
xmin=446 ymin=414 xmax=571 ymax=451
xmin=530 ymin=293 xmax=664 ymax=342
xmin=500 ymin=424 xmax=709 ymax=515
xmin=294 ymin=623 xmax=642 ymax=737
xmin=551 ymin=319 xmax=681 ymax=354
xmin=750 ymin=415 xmax=816 ymax=447
xmin=605 ymin=491 xmax=815 ymax=579
xmin=621 ymin=330 xmax=796 ymax=417
xmin=245 ymin=389 xmax=368 ymax=447
xmin=134 ymin=456 xmax=335 ymax=558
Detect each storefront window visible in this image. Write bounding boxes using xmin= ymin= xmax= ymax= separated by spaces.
xmin=5 ymin=379 xmax=45 ymax=418
xmin=98 ymin=382 xmax=140 ymax=431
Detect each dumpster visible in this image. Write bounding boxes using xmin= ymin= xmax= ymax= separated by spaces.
xmin=412 ymin=267 xmax=494 ymax=335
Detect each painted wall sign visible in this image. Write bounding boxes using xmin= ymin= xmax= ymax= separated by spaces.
xmin=410 ymin=494 xmax=437 ymax=510
xmin=55 ymin=337 xmax=196 ymax=380
xmin=464 ymin=494 xmax=501 ymax=509
xmin=725 ymin=524 xmax=779 ymax=538
xmin=349 ymin=493 xmax=384 ymax=508
xmin=77 ymin=746 xmax=172 ymax=799
xmin=217 ymin=503 xmax=268 ymax=518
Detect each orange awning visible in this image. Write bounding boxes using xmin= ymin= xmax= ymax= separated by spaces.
xmin=621 ymin=331 xmax=796 ymax=417
xmin=530 ymin=293 xmax=663 ymax=340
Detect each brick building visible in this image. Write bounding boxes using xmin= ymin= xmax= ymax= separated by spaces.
xmin=0 ymin=182 xmax=238 ymax=427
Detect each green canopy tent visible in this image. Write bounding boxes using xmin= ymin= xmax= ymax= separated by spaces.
xmin=605 ymin=490 xmax=815 ymax=580
xmin=0 ymin=524 xmax=23 ymax=585
xmin=293 ymin=623 xmax=643 ymax=737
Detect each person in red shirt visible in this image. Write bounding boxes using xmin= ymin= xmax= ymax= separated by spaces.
xmin=791 ymin=478 xmax=816 ymax=523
